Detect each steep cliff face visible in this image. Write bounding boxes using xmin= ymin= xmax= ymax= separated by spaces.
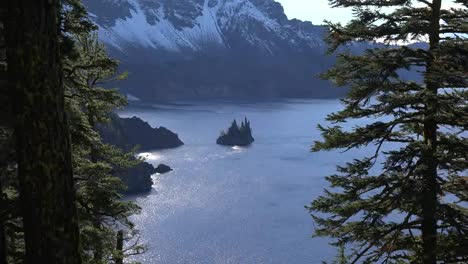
xmin=83 ymin=0 xmax=342 ymax=100
xmin=118 ymin=161 xmax=156 ymax=195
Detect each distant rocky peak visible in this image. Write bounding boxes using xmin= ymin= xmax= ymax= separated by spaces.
xmin=84 ymin=0 xmax=134 ymax=27
xmin=249 ymin=0 xmax=288 ymax=22
xmin=161 ymin=0 xmax=205 ymax=29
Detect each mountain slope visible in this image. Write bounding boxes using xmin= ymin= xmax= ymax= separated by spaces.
xmin=83 ymin=0 xmax=342 ymax=100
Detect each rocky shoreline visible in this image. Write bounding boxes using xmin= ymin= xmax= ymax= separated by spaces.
xmin=97 ymin=113 xmax=183 ymax=195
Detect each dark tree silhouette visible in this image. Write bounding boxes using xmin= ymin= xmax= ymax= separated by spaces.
xmin=4 ymin=0 xmax=82 ymax=263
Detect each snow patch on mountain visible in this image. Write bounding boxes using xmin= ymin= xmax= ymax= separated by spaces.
xmin=217 ymin=0 xmax=282 ymax=33
xmin=98 ymin=0 xmax=227 ymax=52
xmin=216 ymin=0 xmax=286 ymax=52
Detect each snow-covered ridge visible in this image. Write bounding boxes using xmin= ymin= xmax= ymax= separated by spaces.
xmin=99 ymin=0 xmax=225 ymax=51
xmin=90 ymin=0 xmax=324 ymax=53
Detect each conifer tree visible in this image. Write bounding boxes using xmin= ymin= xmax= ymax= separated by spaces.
xmin=308 ymin=1 xmax=467 ymax=263
xmin=4 ymin=0 xmax=82 ymax=263
xmin=63 ymin=3 xmax=146 ymax=261
xmin=1 ymin=1 xmax=146 ymax=263
xmin=64 ymin=28 xmax=145 ymax=264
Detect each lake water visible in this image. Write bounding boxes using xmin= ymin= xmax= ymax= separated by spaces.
xmin=120 ymin=99 xmax=370 ymax=264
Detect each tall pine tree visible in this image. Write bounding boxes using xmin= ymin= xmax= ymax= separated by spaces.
xmin=1 ymin=1 xmax=146 ymax=263
xmin=308 ymin=0 xmax=467 ymax=263
xmin=4 ymin=0 xmax=82 ymax=263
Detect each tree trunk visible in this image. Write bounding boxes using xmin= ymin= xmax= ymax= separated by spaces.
xmin=4 ymin=1 xmax=82 ymax=263
xmin=0 ymin=127 xmax=14 ymax=264
xmin=0 ymin=180 xmax=7 ymax=264
xmin=115 ymin=230 xmax=124 ymax=264
xmin=421 ymin=1 xmax=441 ymax=264
xmin=87 ymin=113 xmax=105 ymax=262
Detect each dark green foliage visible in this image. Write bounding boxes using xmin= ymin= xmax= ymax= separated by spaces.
xmin=308 ymin=1 xmax=467 ymax=263
xmin=217 ymin=118 xmax=255 ymax=146
xmin=64 ymin=29 xmax=146 ymax=263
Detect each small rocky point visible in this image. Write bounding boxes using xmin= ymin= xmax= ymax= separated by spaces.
xmin=155 ymin=164 xmax=172 ymax=174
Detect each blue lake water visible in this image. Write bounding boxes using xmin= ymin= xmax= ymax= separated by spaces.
xmin=120 ymin=99 xmax=372 ymax=264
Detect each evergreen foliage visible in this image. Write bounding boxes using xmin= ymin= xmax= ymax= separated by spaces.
xmin=308 ymin=1 xmax=467 ymax=263
xmin=62 ymin=4 xmax=146 ymax=263
xmin=323 ymin=243 xmax=349 ymax=264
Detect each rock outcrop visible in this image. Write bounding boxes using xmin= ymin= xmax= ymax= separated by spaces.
xmin=118 ymin=161 xmax=156 ymax=195
xmin=155 ymin=164 xmax=172 ymax=174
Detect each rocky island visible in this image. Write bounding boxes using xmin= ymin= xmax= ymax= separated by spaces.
xmin=217 ymin=118 xmax=254 ymax=146
xmin=155 ymin=164 xmax=172 ymax=174
xmin=97 ymin=112 xmax=184 ymax=152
